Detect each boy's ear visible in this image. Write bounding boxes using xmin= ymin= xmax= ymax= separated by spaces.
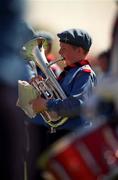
xmin=77 ymin=47 xmax=83 ymax=53
xmin=78 ymin=47 xmax=87 ymax=55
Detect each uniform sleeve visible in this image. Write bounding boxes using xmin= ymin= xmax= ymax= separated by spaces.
xmin=47 ymin=71 xmax=93 ymax=117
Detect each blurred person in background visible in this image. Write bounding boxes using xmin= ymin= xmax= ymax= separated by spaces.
xmin=96 ymin=49 xmax=111 ymax=84
xmin=94 ymin=0 xmax=118 ymax=157
xmin=86 ymin=0 xmax=118 ymax=124
xmin=110 ymin=0 xmax=118 ymax=76
xmin=0 ymin=0 xmax=40 ymax=179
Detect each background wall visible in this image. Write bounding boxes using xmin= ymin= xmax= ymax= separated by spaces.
xmin=25 ymin=0 xmax=117 ymax=57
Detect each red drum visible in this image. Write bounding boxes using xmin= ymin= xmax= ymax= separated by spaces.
xmin=40 ymin=121 xmax=118 ymax=180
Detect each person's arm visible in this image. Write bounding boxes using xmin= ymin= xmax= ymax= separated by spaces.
xmin=31 ymin=72 xmax=94 ymax=118
xmin=47 ymin=72 xmax=92 ymax=117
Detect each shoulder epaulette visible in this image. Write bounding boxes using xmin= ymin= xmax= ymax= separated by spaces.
xmin=81 ymin=65 xmax=92 ymax=73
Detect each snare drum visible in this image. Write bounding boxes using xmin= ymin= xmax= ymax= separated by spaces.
xmin=39 ymin=120 xmax=118 ymax=180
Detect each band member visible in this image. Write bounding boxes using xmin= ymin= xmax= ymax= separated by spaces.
xmin=96 ymin=49 xmax=111 ymax=84
xmin=0 ymin=0 xmax=35 ymax=179
xmin=30 ymin=28 xmax=97 ymax=144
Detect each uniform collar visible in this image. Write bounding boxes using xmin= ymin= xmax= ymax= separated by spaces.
xmin=57 ymin=59 xmax=90 ymax=81
xmin=64 ymin=59 xmax=90 ymax=71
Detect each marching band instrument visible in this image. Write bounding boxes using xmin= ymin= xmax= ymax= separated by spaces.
xmin=38 ymin=120 xmax=118 ymax=180
xmin=18 ymin=37 xmax=68 ymax=132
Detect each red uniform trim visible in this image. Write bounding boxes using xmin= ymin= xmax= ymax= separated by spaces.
xmin=82 ymin=69 xmax=91 ymax=73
